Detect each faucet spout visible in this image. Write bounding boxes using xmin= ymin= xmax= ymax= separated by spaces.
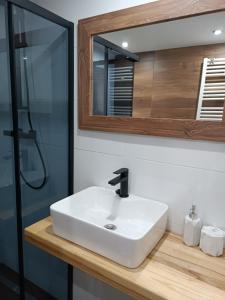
xmin=108 ymin=175 xmax=121 ymax=186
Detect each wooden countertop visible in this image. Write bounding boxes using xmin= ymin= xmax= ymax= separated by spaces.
xmin=25 ymin=217 xmax=225 ymax=300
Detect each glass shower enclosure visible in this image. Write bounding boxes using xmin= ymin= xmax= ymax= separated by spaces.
xmin=0 ymin=0 xmax=74 ymax=299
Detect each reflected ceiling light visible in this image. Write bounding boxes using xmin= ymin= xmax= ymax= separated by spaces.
xmin=122 ymin=41 xmax=128 ymax=48
xmin=213 ymin=29 xmax=223 ymax=36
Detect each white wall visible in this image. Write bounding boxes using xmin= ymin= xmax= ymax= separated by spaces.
xmin=32 ymin=1 xmax=225 ymax=299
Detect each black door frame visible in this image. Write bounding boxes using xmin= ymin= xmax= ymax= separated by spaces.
xmin=3 ymin=0 xmax=74 ymax=299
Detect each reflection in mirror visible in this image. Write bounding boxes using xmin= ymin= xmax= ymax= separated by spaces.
xmin=92 ymin=12 xmax=225 ymax=121
xmin=93 ymin=37 xmax=138 ymax=116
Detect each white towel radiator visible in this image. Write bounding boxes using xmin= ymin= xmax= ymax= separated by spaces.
xmin=107 ymin=65 xmax=133 ymax=116
xmin=196 ymin=58 xmax=225 ymax=121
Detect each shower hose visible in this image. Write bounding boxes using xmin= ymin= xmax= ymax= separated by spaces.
xmin=19 ymin=50 xmax=47 ymax=190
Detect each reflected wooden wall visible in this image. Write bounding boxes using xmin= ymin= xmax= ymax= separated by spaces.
xmin=133 ymin=43 xmax=225 ymax=119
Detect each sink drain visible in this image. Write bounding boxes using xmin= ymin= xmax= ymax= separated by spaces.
xmin=104 ymin=224 xmax=117 ymax=231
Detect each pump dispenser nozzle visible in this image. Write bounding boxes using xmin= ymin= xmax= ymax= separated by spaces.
xmin=189 ymin=205 xmax=197 ymax=219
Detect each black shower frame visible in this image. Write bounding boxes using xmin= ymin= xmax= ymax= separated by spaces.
xmin=4 ymin=0 xmax=74 ymax=299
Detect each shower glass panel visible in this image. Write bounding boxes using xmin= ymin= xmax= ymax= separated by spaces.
xmin=10 ymin=4 xmax=70 ymax=300
xmin=93 ymin=41 xmax=106 ymax=115
xmin=0 ymin=0 xmax=19 ymax=297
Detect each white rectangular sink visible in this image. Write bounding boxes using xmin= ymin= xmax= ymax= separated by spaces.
xmin=50 ymin=186 xmax=168 ymax=268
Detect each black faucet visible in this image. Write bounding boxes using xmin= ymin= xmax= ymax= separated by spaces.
xmin=108 ymin=168 xmax=129 ymax=198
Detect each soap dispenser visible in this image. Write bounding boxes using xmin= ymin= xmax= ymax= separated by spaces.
xmin=183 ymin=205 xmax=202 ymax=247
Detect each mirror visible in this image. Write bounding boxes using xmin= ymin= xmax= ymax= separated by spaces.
xmin=92 ymin=11 xmax=225 ymax=121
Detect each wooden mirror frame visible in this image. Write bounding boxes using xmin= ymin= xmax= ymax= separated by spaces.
xmin=78 ymin=0 xmax=225 ymax=142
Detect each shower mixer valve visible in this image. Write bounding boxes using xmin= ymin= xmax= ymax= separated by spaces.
xmin=3 ymin=129 xmax=36 ymax=140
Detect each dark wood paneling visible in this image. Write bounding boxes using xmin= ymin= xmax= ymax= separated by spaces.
xmin=133 ymin=52 xmax=154 ymax=118
xmin=78 ymin=0 xmax=225 ymax=142
xmin=132 ymin=44 xmax=225 ymax=119
xmin=151 ymin=46 xmax=202 ymax=119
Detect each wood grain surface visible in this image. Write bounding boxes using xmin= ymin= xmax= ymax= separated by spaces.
xmin=25 ymin=217 xmax=225 ymax=300
xmin=132 ymin=43 xmax=225 ymax=120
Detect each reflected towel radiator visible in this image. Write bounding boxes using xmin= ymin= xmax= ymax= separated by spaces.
xmin=196 ymin=58 xmax=225 ymax=121
xmin=107 ymin=65 xmax=133 ymax=116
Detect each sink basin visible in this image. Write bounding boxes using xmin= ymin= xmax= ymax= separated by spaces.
xmin=50 ymin=186 xmax=168 ymax=268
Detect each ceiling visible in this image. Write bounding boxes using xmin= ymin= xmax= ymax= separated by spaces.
xmin=100 ymin=11 xmax=225 ymax=53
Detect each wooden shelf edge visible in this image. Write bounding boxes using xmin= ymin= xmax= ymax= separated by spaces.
xmin=24 ymin=217 xmax=225 ymax=300
xmin=25 ymin=220 xmax=158 ymax=300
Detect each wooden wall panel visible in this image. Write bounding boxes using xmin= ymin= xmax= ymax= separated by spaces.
xmin=151 ymin=45 xmax=202 ymax=119
xmin=132 ymin=43 xmax=225 ymax=119
xmin=133 ymin=52 xmax=154 ymax=118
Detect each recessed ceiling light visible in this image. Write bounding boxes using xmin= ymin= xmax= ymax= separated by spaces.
xmin=122 ymin=42 xmax=128 ymax=48
xmin=213 ymin=29 xmax=223 ymax=36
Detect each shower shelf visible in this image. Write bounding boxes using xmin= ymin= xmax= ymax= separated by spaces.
xmin=25 ymin=217 xmax=225 ymax=300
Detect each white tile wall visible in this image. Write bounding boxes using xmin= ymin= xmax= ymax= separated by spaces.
xmin=32 ymin=1 xmax=225 ymax=299
xmin=74 ymin=269 xmax=132 ymax=300
xmin=74 ymin=145 xmax=225 ymax=233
